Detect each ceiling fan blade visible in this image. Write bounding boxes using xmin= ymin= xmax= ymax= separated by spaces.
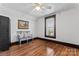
xmin=45 ymin=6 xmax=52 ymax=9
xmin=32 ymin=3 xmax=52 ymax=11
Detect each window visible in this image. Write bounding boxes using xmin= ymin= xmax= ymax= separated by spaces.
xmin=45 ymin=15 xmax=56 ymax=38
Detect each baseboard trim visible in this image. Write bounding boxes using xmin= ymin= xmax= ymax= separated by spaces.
xmin=10 ymin=39 xmax=32 ymax=46
xmin=10 ymin=41 xmax=18 ymax=46
xmin=33 ymin=37 xmax=39 ymax=39
xmin=11 ymin=37 xmax=79 ymax=49
xmin=34 ymin=37 xmax=79 ymax=49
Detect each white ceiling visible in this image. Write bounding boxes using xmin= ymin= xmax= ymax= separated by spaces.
xmin=1 ymin=3 xmax=76 ymax=18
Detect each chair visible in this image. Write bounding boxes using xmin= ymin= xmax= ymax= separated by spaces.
xmin=17 ymin=31 xmax=33 ymax=45
xmin=25 ymin=34 xmax=33 ymax=44
xmin=17 ymin=31 xmax=24 ymax=46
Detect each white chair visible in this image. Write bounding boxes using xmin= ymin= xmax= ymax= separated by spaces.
xmin=17 ymin=31 xmax=24 ymax=46
xmin=17 ymin=31 xmax=33 ymax=46
xmin=25 ymin=32 xmax=33 ymax=44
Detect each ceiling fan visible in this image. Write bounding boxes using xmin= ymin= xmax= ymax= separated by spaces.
xmin=33 ymin=3 xmax=52 ymax=11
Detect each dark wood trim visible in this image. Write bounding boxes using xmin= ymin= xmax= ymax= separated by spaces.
xmin=45 ymin=15 xmax=56 ymax=38
xmin=33 ymin=37 xmax=39 ymax=39
xmin=10 ymin=39 xmax=32 ymax=46
xmin=11 ymin=37 xmax=79 ymax=49
xmin=10 ymin=41 xmax=18 ymax=46
xmin=34 ymin=37 xmax=79 ymax=49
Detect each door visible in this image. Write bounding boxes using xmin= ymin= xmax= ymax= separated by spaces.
xmin=0 ymin=16 xmax=10 ymax=51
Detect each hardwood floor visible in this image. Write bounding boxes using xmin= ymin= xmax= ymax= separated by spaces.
xmin=0 ymin=39 xmax=79 ymax=56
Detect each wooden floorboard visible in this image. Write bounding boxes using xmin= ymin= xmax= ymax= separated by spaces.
xmin=0 ymin=39 xmax=79 ymax=56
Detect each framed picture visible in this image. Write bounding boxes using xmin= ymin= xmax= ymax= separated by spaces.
xmin=18 ymin=20 xmax=29 ymax=29
xmin=45 ymin=15 xmax=56 ymax=38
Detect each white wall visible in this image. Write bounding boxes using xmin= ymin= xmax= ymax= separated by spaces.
xmin=0 ymin=5 xmax=36 ymax=42
xmin=36 ymin=7 xmax=79 ymax=45
xmin=1 ymin=3 xmax=79 ymax=45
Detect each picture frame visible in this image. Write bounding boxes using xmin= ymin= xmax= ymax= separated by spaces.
xmin=18 ymin=20 xmax=29 ymax=29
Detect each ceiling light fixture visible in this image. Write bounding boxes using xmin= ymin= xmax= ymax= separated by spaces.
xmin=33 ymin=3 xmax=52 ymax=11
xmin=35 ymin=6 xmax=41 ymax=10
